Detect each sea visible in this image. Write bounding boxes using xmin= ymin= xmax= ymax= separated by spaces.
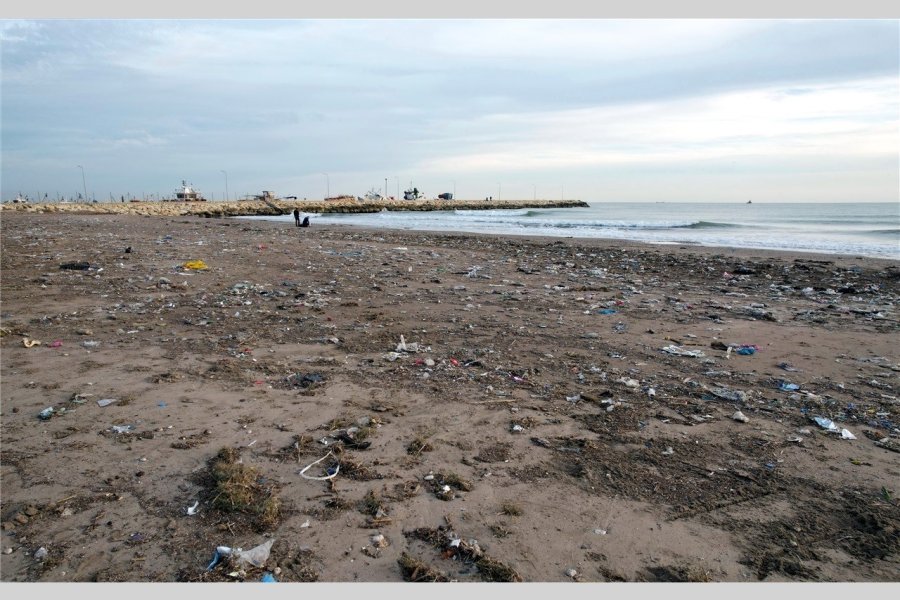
xmin=245 ymin=202 xmax=900 ymax=260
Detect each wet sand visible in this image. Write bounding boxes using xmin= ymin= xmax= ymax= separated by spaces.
xmin=1 ymin=212 xmax=898 ymax=582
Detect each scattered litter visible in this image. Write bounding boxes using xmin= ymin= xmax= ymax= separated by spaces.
xmin=22 ymin=338 xmax=41 ymax=348
xmin=840 ymin=429 xmax=857 ymax=440
xmin=617 ymin=377 xmax=640 ymax=388
xmin=49 ymin=340 xmax=63 ymax=348
xmin=186 ymin=501 xmax=199 ymax=515
xmin=510 ymin=424 xmax=525 ymax=433
xmin=395 ymin=335 xmax=420 ymax=353
xmin=81 ymin=340 xmax=100 ymax=349
xmin=261 ymin=572 xmax=277 ymax=583
xmin=96 ymin=398 xmax=118 ymax=407
xmin=566 ymin=568 xmax=578 ymax=578
xmin=778 ymin=381 xmax=800 ymax=392
xmin=662 ymin=447 xmax=675 ymax=455
xmin=299 ymin=450 xmax=340 ymax=481
xmin=597 ymin=308 xmax=617 ymax=315
xmin=813 ymin=417 xmax=839 ymax=432
xmin=59 ymin=261 xmax=90 ymax=270
xmin=207 ymin=539 xmax=276 ymax=571
xmin=705 ymin=386 xmax=748 ymax=403
xmin=661 ymin=345 xmax=705 ymax=358
xmin=182 ymin=260 xmax=209 ymax=270
xmin=593 ymin=528 xmax=608 ymax=535
xmin=565 ymin=394 xmax=582 ymax=404
xmin=733 ymin=344 xmax=758 ymax=355
xmin=38 ymin=407 xmax=54 ymax=420
xmin=732 ymin=411 xmax=750 ymax=423
xmin=300 ymin=519 xmax=310 ymax=528
xmin=34 ymin=547 xmax=48 ymax=560
xmin=778 ymin=362 xmax=800 ymax=372
xmin=111 ymin=425 xmax=134 ymax=434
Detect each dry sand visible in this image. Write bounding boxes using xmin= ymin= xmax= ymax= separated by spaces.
xmin=1 ymin=212 xmax=898 ymax=583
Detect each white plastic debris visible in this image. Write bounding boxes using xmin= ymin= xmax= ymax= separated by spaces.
xmin=732 ymin=411 xmax=750 ymax=423
xmin=840 ymin=429 xmax=857 ymax=440
xmin=661 ymin=345 xmax=706 ymax=358
xmin=813 ymin=417 xmax=840 ymax=432
xmin=187 ymin=501 xmax=200 ymax=515
xmin=511 ymin=424 xmax=525 ymax=433
xmin=300 ymin=519 xmax=310 ymax=528
xmin=96 ymin=398 xmax=118 ymax=407
xmin=662 ymin=447 xmax=675 ymax=456
xmin=231 ymin=539 xmax=275 ymax=568
xmin=34 ymin=547 xmax=48 ymax=560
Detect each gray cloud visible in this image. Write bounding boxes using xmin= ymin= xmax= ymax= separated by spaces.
xmin=2 ymin=19 xmax=897 ymax=201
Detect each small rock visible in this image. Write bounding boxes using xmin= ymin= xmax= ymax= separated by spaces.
xmin=14 ymin=514 xmax=29 ymax=525
xmin=34 ymin=547 xmax=48 ymax=560
xmin=565 ymin=568 xmax=578 ymax=578
xmin=371 ymin=534 xmax=388 ymax=548
xmin=662 ymin=447 xmax=675 ymax=456
xmin=24 ymin=506 xmax=39 ymax=517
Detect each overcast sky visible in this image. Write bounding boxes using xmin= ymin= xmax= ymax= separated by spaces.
xmin=1 ymin=19 xmax=897 ymax=202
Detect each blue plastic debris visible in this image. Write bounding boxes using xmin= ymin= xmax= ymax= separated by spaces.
xmin=778 ymin=381 xmax=800 ymax=391
xmin=261 ymin=572 xmax=277 ymax=583
xmin=598 ymin=308 xmax=617 ymax=315
xmin=734 ymin=345 xmax=757 ymax=355
xmin=206 ymin=546 xmax=232 ymax=571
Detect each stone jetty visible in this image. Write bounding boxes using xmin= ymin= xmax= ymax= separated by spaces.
xmin=0 ymin=198 xmax=588 ymax=217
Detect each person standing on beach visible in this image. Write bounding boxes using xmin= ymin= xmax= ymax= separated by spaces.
xmin=293 ymin=208 xmax=300 ymax=227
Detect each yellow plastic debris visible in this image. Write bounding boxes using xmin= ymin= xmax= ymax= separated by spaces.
xmin=183 ymin=260 xmax=209 ymax=270
xmin=22 ymin=338 xmax=41 ymax=348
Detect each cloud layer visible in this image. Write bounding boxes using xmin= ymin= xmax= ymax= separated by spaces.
xmin=2 ymin=19 xmax=897 ymax=201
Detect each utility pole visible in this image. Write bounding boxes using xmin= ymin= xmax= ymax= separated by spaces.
xmin=221 ymin=170 xmax=229 ymax=202
xmin=77 ymin=165 xmax=87 ymax=202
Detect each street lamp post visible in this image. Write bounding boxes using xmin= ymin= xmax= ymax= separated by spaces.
xmin=220 ymin=170 xmax=229 ymax=202
xmin=76 ymin=165 xmax=87 ymax=202
xmin=322 ymin=173 xmax=330 ymax=199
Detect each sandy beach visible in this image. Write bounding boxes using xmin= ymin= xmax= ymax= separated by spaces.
xmin=1 ymin=211 xmax=898 ymax=583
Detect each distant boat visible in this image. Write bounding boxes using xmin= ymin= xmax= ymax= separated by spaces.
xmin=165 ymin=180 xmax=206 ymax=202
xmin=747 ymin=200 xmax=752 ymax=204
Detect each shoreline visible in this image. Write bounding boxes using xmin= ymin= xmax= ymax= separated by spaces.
xmin=2 ymin=212 xmax=898 ymax=583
